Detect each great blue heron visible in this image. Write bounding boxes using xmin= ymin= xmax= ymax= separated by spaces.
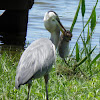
xmin=15 ymin=11 xmax=69 ymax=100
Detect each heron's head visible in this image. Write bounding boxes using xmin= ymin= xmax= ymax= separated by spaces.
xmin=44 ymin=11 xmax=66 ymax=35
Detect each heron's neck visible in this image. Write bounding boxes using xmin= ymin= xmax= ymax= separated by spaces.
xmin=50 ymin=32 xmax=60 ymax=49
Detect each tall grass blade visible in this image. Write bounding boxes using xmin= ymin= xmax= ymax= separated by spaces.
xmin=82 ymin=0 xmax=98 ymax=33
xmin=86 ymin=24 xmax=90 ymax=44
xmin=81 ymin=0 xmax=85 ymax=41
xmin=81 ymin=0 xmax=85 ymax=17
xmin=73 ymin=46 xmax=96 ymax=70
xmin=80 ymin=35 xmax=88 ymax=55
xmin=81 ymin=34 xmax=91 ymax=68
xmin=70 ymin=0 xmax=82 ymax=33
xmin=90 ymin=53 xmax=100 ymax=66
xmin=91 ymin=8 xmax=96 ymax=32
xmin=70 ymin=0 xmax=98 ymax=56
xmin=76 ymin=42 xmax=79 ymax=62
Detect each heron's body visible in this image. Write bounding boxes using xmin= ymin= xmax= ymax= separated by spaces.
xmin=15 ymin=38 xmax=55 ymax=89
xmin=15 ymin=11 xmax=70 ymax=100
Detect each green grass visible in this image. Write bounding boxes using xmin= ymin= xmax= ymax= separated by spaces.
xmin=0 ymin=52 xmax=100 ymax=100
xmin=0 ymin=0 xmax=99 ymax=100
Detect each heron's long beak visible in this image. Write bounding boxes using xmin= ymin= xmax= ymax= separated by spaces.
xmin=55 ymin=19 xmax=66 ymax=35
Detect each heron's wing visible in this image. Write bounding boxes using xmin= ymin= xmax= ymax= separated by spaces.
xmin=15 ymin=38 xmax=55 ymax=88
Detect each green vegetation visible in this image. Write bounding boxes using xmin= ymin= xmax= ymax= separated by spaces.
xmin=0 ymin=0 xmax=100 ymax=100
xmin=0 ymin=52 xmax=100 ymax=100
xmin=67 ymin=0 xmax=100 ymax=76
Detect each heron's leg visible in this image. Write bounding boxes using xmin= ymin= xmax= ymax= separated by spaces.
xmin=44 ymin=74 xmax=49 ymax=100
xmin=27 ymin=83 xmax=32 ymax=100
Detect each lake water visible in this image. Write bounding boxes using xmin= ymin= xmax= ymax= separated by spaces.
xmin=0 ymin=0 xmax=100 ymax=55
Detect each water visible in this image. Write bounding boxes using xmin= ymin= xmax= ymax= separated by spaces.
xmin=0 ymin=0 xmax=100 ymax=55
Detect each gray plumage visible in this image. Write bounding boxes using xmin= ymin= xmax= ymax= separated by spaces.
xmin=15 ymin=38 xmax=55 ymax=89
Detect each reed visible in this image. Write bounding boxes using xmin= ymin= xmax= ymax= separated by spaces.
xmin=65 ymin=0 xmax=100 ymax=77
